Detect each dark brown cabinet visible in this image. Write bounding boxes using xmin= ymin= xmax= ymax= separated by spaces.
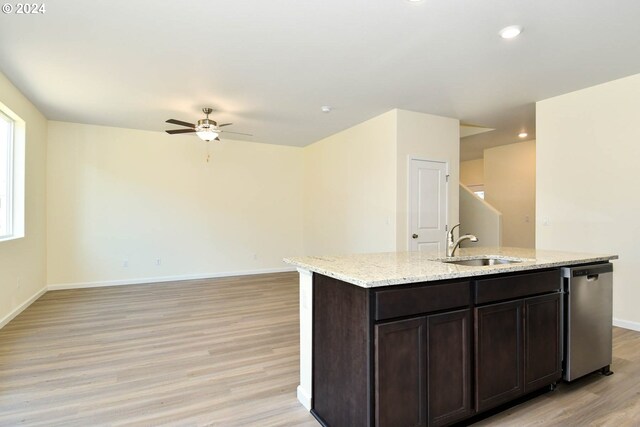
xmin=312 ymin=269 xmax=562 ymax=427
xmin=313 ymin=275 xmax=370 ymax=427
xmin=524 ymin=293 xmax=562 ymax=392
xmin=474 ymin=291 xmax=561 ymax=412
xmin=375 ymin=318 xmax=427 ymax=427
xmin=374 ymin=309 xmax=472 ymax=427
xmin=426 ymin=309 xmax=473 ymax=426
xmin=475 ymin=300 xmax=524 ymax=412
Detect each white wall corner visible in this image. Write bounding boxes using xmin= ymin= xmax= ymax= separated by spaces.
xmin=0 ymin=286 xmax=47 ymax=330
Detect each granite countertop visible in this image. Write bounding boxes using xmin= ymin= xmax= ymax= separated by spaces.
xmin=283 ymin=247 xmax=618 ymax=288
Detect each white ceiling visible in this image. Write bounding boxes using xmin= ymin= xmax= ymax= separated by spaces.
xmin=1 ymin=0 xmax=640 ymax=160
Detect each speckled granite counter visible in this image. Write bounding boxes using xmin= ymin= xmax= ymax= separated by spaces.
xmin=284 ymin=247 xmax=618 ymax=288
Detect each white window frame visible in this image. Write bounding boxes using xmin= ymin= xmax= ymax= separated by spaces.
xmin=0 ymin=102 xmax=25 ymax=242
xmin=467 ymin=184 xmax=485 ymax=200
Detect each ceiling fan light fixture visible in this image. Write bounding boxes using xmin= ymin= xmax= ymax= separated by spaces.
xmin=166 ymin=108 xmax=246 ymax=142
xmin=196 ymin=129 xmax=219 ymax=141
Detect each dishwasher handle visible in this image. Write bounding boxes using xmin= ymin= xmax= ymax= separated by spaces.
xmin=563 ymin=263 xmax=612 ymax=278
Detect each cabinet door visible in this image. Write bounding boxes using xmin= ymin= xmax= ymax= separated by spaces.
xmin=524 ymin=293 xmax=562 ymax=392
xmin=375 ymin=317 xmax=427 ymax=427
xmin=427 ymin=309 xmax=473 ymax=427
xmin=475 ymin=300 xmax=524 ymax=412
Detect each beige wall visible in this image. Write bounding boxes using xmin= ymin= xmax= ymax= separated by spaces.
xmin=303 ymin=108 xmax=460 ymax=255
xmin=460 ymin=184 xmax=502 ymax=247
xmin=303 ymin=110 xmax=397 ymax=255
xmin=0 ymin=73 xmax=48 ymax=326
xmin=460 ymin=159 xmax=484 ymax=187
xmin=484 ymin=140 xmax=536 ymax=248
xmin=47 ymin=121 xmax=304 ymax=286
xmin=537 ymin=72 xmax=640 ymax=327
xmin=47 ymin=109 xmax=461 ymax=285
xmin=396 ymin=109 xmax=460 ymax=251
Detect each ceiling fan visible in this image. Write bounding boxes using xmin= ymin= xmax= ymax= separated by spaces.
xmin=165 ymin=108 xmax=252 ymax=141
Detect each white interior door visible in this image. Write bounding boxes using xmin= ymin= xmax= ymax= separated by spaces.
xmin=409 ymin=159 xmax=448 ymax=252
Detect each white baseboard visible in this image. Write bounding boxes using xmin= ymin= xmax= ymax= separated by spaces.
xmin=613 ymin=318 xmax=640 ymax=332
xmin=297 ymin=385 xmax=312 ymax=411
xmin=47 ymin=267 xmax=296 ymax=291
xmin=0 ymin=287 xmax=47 ymax=329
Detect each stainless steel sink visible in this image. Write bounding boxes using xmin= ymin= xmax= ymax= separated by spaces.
xmin=441 ymin=256 xmax=524 ymax=266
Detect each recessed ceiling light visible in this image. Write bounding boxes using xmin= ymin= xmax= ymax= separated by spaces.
xmin=321 ymin=106 xmax=332 ymax=113
xmin=499 ymin=25 xmax=523 ymax=39
xmin=518 ymin=132 xmax=528 ymax=138
xmin=406 ymin=0 xmax=423 ymax=2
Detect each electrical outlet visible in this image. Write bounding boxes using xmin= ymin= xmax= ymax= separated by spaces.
xmin=253 ymin=253 xmax=258 ymax=260
xmin=156 ymin=258 xmax=161 ymax=266
xmin=123 ymin=260 xmax=129 ymax=268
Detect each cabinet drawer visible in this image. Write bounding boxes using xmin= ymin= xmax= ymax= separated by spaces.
xmin=375 ymin=281 xmax=470 ymax=321
xmin=475 ymin=270 xmax=561 ymax=305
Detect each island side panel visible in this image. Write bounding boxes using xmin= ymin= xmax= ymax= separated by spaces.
xmin=297 ymin=268 xmax=313 ymax=410
xmin=313 ymin=274 xmax=371 ymax=427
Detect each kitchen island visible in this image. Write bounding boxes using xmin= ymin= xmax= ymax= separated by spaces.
xmin=284 ymin=247 xmax=617 ymax=427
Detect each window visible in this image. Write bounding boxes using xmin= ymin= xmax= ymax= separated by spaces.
xmin=0 ymin=111 xmax=13 ymax=237
xmin=467 ymin=184 xmax=485 ymax=200
xmin=0 ymin=103 xmax=25 ymax=242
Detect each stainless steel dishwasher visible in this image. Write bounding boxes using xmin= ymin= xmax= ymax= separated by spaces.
xmin=562 ymin=263 xmax=614 ymax=381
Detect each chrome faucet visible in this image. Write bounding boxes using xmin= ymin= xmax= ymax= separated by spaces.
xmin=447 ymin=223 xmax=478 ymax=257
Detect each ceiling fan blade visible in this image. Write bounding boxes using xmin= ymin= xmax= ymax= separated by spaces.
xmin=218 ymin=123 xmax=233 ymax=127
xmin=166 ymin=119 xmax=195 ymax=128
xmin=166 ymin=129 xmax=196 ymax=134
xmin=219 ymin=130 xmax=253 ymax=136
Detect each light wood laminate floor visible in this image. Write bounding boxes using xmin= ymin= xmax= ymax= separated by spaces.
xmin=0 ymin=272 xmax=318 ymax=426
xmin=1 ymin=272 xmax=639 ymax=426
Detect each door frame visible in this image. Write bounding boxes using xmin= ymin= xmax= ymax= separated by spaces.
xmin=407 ymin=156 xmax=449 ymax=251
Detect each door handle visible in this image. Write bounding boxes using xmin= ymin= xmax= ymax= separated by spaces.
xmin=412 ymin=234 xmax=418 ymax=239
